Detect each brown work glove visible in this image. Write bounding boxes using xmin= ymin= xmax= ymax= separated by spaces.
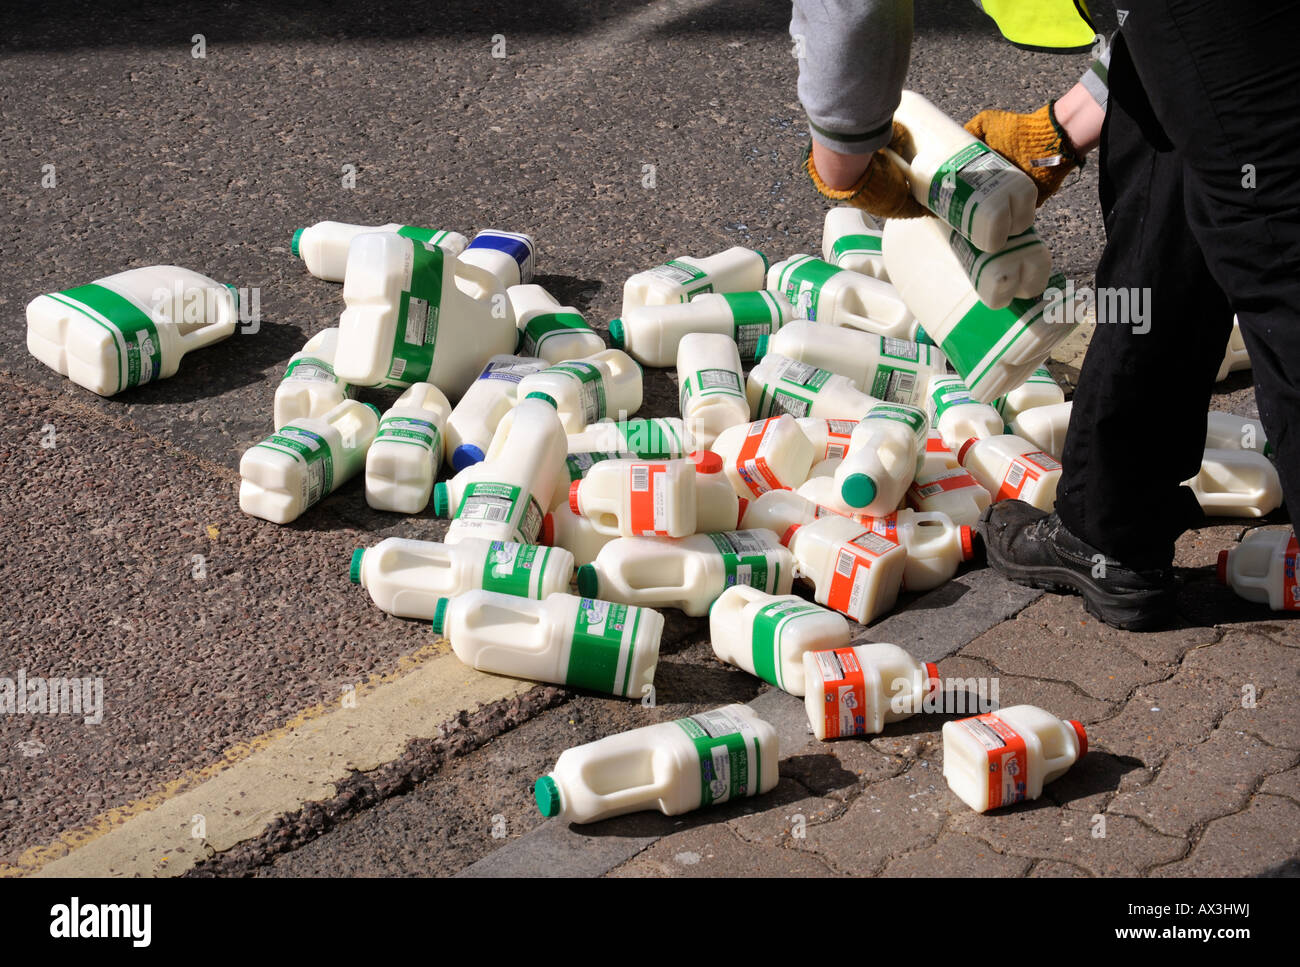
xmin=964 ymin=101 xmax=1083 ymax=206
xmin=802 ymin=122 xmax=928 ymax=220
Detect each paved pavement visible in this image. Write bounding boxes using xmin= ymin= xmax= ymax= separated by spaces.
xmin=2 ymin=1 xmax=1297 ymax=879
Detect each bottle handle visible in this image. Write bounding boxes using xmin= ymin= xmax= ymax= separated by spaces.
xmin=453 ymin=256 xmax=507 ymax=306
xmin=175 ymin=287 xmax=239 ymax=354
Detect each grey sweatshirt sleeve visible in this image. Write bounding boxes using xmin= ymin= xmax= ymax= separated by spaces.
xmin=1079 ymin=33 xmax=1112 ymax=110
xmin=791 ymin=0 xmax=913 ymax=155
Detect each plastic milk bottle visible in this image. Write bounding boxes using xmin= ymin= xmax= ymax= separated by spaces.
xmin=710 ymin=587 xmax=851 ymax=696
xmin=516 ymin=349 xmax=643 ymax=433
xmin=907 ymin=466 xmax=992 ymax=528
xmin=804 ymin=643 xmax=939 ymax=740
xmin=541 ymin=504 xmax=619 ymax=566
xmin=784 ymin=515 xmax=909 ymax=625
xmin=822 ymin=207 xmax=888 ymax=280
xmin=534 ymin=703 xmax=779 ymax=824
xmin=766 ymin=322 xmax=946 ymax=406
xmin=796 ymin=418 xmax=858 ymax=464
xmin=274 ymin=328 xmax=357 ymax=430
xmin=886 ymin=89 xmax=1037 ymax=253
xmin=349 ymin=537 xmax=575 ymax=618
xmin=676 ymin=332 xmax=751 ymax=449
xmin=291 ymin=221 xmax=466 ymax=282
xmin=834 ymin=402 xmax=929 ymax=515
xmin=1009 ymin=400 xmax=1073 ymax=461
xmin=766 ymin=255 xmax=915 ymax=339
xmin=884 ymin=217 xmax=1078 ymax=403
xmin=432 ymin=591 xmax=663 ymax=699
xmin=509 ymin=284 xmax=605 ymax=363
xmin=993 ymin=366 xmax=1065 ymax=425
xmin=239 ymin=399 xmax=380 ymax=524
xmin=569 ymin=457 xmax=703 ymax=538
xmin=928 ymin=374 xmax=1005 ymax=451
xmin=943 ymin=706 xmax=1087 ymax=812
xmin=364 ymin=382 xmax=452 ymax=513
xmin=612 ymin=290 xmax=793 ymax=367
xmin=1215 ymin=318 xmax=1251 ymax=382
xmin=444 ymin=354 xmax=548 ymax=471
xmin=458 ymin=230 xmax=537 ymax=287
xmin=921 ymin=429 xmax=961 ymax=476
xmin=710 ymin=416 xmax=817 ymax=499
xmin=335 ymin=232 xmax=516 ymax=396
xmin=27 ymin=266 xmax=239 ymax=397
xmin=958 ymin=435 xmax=1062 ymax=511
xmin=1217 ymin=527 xmax=1300 ymax=611
xmin=1206 ymin=412 xmax=1269 ymax=455
xmin=575 ymin=530 xmax=795 ymax=617
xmin=748 ymin=354 xmax=879 ymax=422
xmin=621 ymin=247 xmax=769 ymax=315
xmin=1184 ymin=449 xmax=1283 ymax=518
xmin=567 ymin=418 xmax=695 ymax=459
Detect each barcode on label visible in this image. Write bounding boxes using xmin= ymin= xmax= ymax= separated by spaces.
xmin=1004 ymin=462 xmax=1026 ymax=492
xmin=815 ymin=649 xmax=844 ymax=683
xmin=719 ymin=530 xmax=770 ymax=554
xmin=631 ymin=466 xmax=650 ymax=491
xmin=386 ymin=357 xmax=406 ymax=381
xmin=1024 ymin=451 xmax=1062 ymax=471
xmin=881 ymin=337 xmax=920 ymax=361
xmin=888 ymin=370 xmax=916 ymax=404
xmin=835 ymin=549 xmax=856 ymax=578
xmin=778 ymin=358 xmax=818 ymax=385
xmin=959 ymin=717 xmax=1008 ymax=751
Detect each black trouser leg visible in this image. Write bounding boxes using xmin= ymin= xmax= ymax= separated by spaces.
xmin=1055 ymin=30 xmax=1230 ymax=570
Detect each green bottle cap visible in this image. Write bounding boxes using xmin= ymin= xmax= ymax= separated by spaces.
xmin=753 ymin=333 xmax=770 ymax=362
xmin=753 ymin=249 xmax=769 ymax=271
xmin=431 ymin=598 xmax=450 ymax=636
xmin=608 ymin=318 xmax=625 ymax=349
xmin=432 ymin=482 xmax=450 ymax=518
xmin=291 ymin=228 xmax=305 ymax=258
xmin=576 ymin=564 xmax=599 ymax=598
xmin=841 ymin=472 xmax=877 ymax=509
xmin=361 ymin=402 xmax=382 ymax=421
xmin=349 ymin=548 xmax=365 ymax=585
xmin=534 ymin=775 xmax=561 ymax=818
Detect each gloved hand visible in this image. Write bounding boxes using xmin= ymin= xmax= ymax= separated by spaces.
xmin=803 ymin=122 xmax=928 ymax=220
xmin=964 ymin=101 xmax=1083 ymax=206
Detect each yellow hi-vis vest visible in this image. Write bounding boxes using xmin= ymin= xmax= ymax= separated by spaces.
xmin=977 ymin=0 xmax=1098 ymax=53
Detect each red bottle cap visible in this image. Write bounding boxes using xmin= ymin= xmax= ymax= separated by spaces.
xmin=539 ymin=514 xmax=554 ymax=546
xmin=568 ymin=479 xmax=582 ymax=516
xmin=957 ymin=437 xmax=979 ymax=465
xmin=780 ymin=523 xmax=802 ymax=547
xmin=736 ymin=497 xmax=749 ymax=528
xmin=689 ymin=450 xmax=724 ymax=475
xmin=1069 ymin=720 xmax=1088 ymax=758
xmin=924 ymin=662 xmax=940 ymax=695
xmin=1216 ymin=549 xmax=1229 ymax=585
xmin=960 ymin=525 xmax=975 ymax=561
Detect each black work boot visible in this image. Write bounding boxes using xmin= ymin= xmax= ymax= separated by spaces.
xmin=978 ymin=500 xmax=1176 ymax=631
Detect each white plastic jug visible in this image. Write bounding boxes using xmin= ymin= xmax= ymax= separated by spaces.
xmin=748 ymin=353 xmax=879 ymax=422
xmin=741 ymin=488 xmax=863 ymax=542
xmin=710 ymin=416 xmax=816 ymax=499
xmin=834 ymin=402 xmax=929 ymax=515
xmin=542 ymin=504 xmax=619 ymax=566
xmin=569 ymin=457 xmax=702 ymax=538
xmin=992 ymin=365 xmax=1066 ymax=425
xmin=239 ymin=399 xmax=380 ymax=524
xmin=796 ymin=418 xmax=858 ymax=463
xmin=274 ymin=328 xmax=357 ymax=431
xmin=767 ymin=322 xmax=946 ymax=406
xmin=621 ymin=247 xmax=769 ymax=315
xmin=436 ymin=396 xmax=568 ymax=545
xmin=907 ymin=466 xmax=992 ymax=528
xmin=517 ymin=349 xmax=643 ymax=433
xmin=509 ymin=284 xmax=605 ymax=363
xmin=27 ymin=266 xmax=239 ymax=396
xmin=1010 ymin=400 xmax=1073 ymax=461
xmin=943 ymin=706 xmax=1087 ymax=813
xmin=922 ymin=428 xmax=961 ymax=476
xmin=534 ymin=703 xmax=779 ymax=824
xmin=291 ymin=221 xmax=466 ymax=282
xmin=884 ymin=217 xmax=1078 ymax=403
xmin=804 ymin=643 xmax=939 ymax=740
xmin=784 ymin=514 xmax=909 ymax=625
xmin=711 ymin=586 xmax=851 ymax=696
xmin=928 ymin=374 xmax=1005 ymax=452
xmin=364 ymin=382 xmax=452 ymax=513
xmin=349 ymin=536 xmax=575 ymax=618
xmin=1216 ymin=318 xmax=1251 ymax=382
xmin=1217 ymin=527 xmax=1300 ymax=611
xmin=944 ymin=226 xmax=1053 ymax=309
xmin=863 ymin=509 xmax=975 ymax=592
xmin=612 ymin=290 xmax=793 ymax=367
xmin=576 ymin=530 xmax=795 ymax=617
xmin=564 ymin=450 xmax=633 ymax=482
xmin=885 ymin=89 xmax=1038 ymax=253
xmin=822 ymin=207 xmax=888 ymax=280
xmin=458 ymin=229 xmax=537 ymax=287
xmin=1206 ymin=411 xmax=1269 ymax=455
xmin=335 ymin=232 xmax=517 ymax=395
xmin=677 ymin=332 xmax=750 ymax=449
xmin=444 ymin=354 xmax=548 ymax=471
xmin=432 ymin=591 xmax=663 ymax=699
xmin=958 ymin=435 xmax=1062 ymax=511
xmin=767 ymin=255 xmax=915 ymax=339
xmin=796 ymin=474 xmax=866 ymax=519
xmin=567 ymin=418 xmax=695 ymax=458
xmin=1184 ymin=449 xmax=1283 ymax=517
